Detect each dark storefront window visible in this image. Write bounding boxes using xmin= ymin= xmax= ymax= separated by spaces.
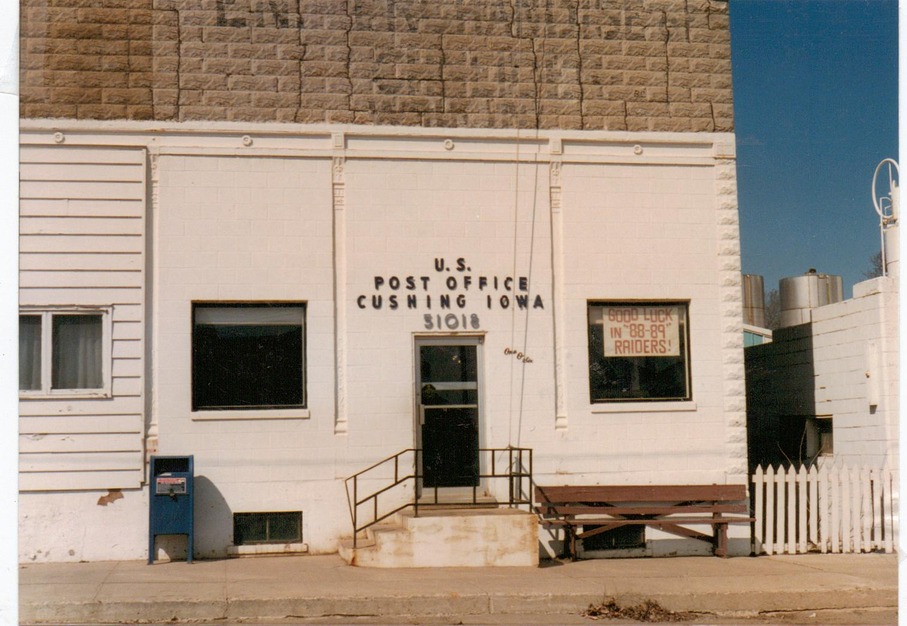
xmin=192 ymin=303 xmax=305 ymax=411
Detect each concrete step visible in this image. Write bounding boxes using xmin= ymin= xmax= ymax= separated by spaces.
xmin=339 ymin=507 xmax=539 ymax=568
xmin=337 ymin=517 xmax=404 ymax=563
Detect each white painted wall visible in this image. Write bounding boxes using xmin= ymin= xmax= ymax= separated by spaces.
xmin=19 ymin=489 xmax=148 ymax=562
xmin=552 ymin=159 xmax=744 ymax=485
xmin=810 ymin=276 xmax=899 ymax=469
xmin=153 ymin=154 xmax=340 ymax=557
xmin=746 ymin=273 xmax=899 ymax=471
xmin=19 ymin=122 xmax=745 ymax=562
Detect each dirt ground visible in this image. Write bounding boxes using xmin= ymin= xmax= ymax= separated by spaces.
xmin=216 ymin=605 xmax=897 ymax=625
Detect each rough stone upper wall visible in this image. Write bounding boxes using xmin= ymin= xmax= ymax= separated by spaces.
xmin=21 ymin=0 xmax=154 ymax=120
xmin=21 ymin=0 xmax=733 ymax=131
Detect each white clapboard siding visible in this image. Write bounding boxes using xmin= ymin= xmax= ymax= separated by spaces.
xmin=20 ymin=433 xmax=143 ymax=454
xmin=20 ymin=216 xmax=144 ymax=235
xmin=18 ymin=289 xmax=144 ymax=308
xmin=20 ymin=162 xmax=145 ymax=182
xmin=19 ymin=396 xmax=145 ymax=417
xmin=19 ymin=451 xmax=146 ymax=489
xmin=20 ymin=414 xmax=144 ymax=435
xmin=20 ymin=271 xmax=143 ymax=289
xmin=109 ymin=303 xmax=143 ymax=322
xmin=112 ymin=339 xmax=143 ymax=359
xmin=21 ymin=198 xmax=145 ymax=217
xmin=22 ymin=146 xmax=146 ymax=165
xmin=111 ymin=377 xmax=143 ymax=397
xmin=114 ymin=317 xmax=143 ymax=337
xmin=112 ymin=358 xmax=143 ymax=378
xmin=752 ymin=464 xmax=897 ymax=555
xmin=111 ymin=319 xmax=142 ymax=339
xmin=21 ymin=235 xmax=143 ymax=254
xmin=19 ymin=180 xmax=146 ymax=200
xmin=20 ymin=451 xmax=143 ymax=472
xmin=20 ymin=253 xmax=143 ymax=271
xmin=19 ymin=144 xmax=147 ymax=492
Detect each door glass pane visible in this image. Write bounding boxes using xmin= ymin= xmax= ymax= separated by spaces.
xmin=420 ymin=345 xmax=477 ymax=384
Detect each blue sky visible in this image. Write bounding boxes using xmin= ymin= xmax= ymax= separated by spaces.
xmin=729 ymin=0 xmax=899 ymax=297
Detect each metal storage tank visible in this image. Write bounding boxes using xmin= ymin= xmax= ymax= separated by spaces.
xmin=741 ymin=274 xmax=766 ymax=328
xmin=778 ymin=269 xmax=844 ymax=328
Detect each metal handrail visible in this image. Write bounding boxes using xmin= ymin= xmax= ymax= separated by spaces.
xmin=344 ymin=447 xmax=533 ymax=548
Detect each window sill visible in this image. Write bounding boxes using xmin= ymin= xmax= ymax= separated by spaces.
xmin=19 ymin=390 xmax=112 ymax=400
xmin=227 ymin=542 xmax=308 ymax=557
xmin=591 ymin=401 xmax=697 ymax=414
xmin=192 ymin=408 xmax=311 ymax=421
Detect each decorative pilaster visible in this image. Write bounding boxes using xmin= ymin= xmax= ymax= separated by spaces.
xmin=332 ymin=133 xmax=348 ymax=435
xmin=549 ymin=141 xmax=568 ymax=431
xmin=145 ymin=148 xmax=160 ymax=464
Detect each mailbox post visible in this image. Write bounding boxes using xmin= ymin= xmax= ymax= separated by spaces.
xmin=148 ymin=455 xmax=194 ymax=564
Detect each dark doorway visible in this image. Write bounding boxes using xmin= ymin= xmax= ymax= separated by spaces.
xmin=416 ymin=339 xmax=482 ymax=491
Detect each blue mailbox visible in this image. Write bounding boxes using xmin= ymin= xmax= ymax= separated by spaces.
xmin=148 ymin=455 xmax=194 ymax=564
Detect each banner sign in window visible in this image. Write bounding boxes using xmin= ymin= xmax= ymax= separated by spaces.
xmin=601 ymin=305 xmax=681 ymax=357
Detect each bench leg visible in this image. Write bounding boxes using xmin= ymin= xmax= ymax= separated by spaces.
xmin=562 ymin=526 xmax=577 ymax=560
xmin=715 ymin=522 xmax=728 ymax=557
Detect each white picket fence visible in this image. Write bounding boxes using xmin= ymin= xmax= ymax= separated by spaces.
xmin=752 ymin=464 xmax=898 ymax=555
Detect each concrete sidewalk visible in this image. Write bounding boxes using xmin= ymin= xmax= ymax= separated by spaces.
xmin=19 ymin=553 xmax=897 ymax=624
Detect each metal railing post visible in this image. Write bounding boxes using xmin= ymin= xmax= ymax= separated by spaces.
xmin=352 ymin=478 xmax=358 ymax=548
xmin=413 ymin=449 xmax=419 ymax=517
xmin=507 ymin=448 xmax=515 ymax=506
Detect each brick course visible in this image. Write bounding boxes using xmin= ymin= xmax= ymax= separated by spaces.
xmin=21 ymin=0 xmax=733 ymax=130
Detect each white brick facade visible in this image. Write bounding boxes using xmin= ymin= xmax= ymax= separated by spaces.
xmin=19 ymin=121 xmax=745 ymax=561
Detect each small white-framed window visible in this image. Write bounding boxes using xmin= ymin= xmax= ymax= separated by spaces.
xmin=19 ymin=308 xmax=112 ymax=397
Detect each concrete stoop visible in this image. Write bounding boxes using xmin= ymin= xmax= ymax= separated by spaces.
xmin=338 ymin=507 xmax=539 ymax=567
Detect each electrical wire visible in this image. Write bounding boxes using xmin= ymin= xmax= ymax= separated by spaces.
xmin=507 ymin=0 xmax=546 ymax=450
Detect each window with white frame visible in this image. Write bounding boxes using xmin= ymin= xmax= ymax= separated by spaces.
xmin=19 ymin=309 xmax=110 ymax=396
xmin=587 ymin=302 xmax=691 ymax=402
xmin=192 ymin=303 xmax=306 ymax=411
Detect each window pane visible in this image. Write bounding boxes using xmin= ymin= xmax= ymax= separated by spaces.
xmin=52 ymin=315 xmax=103 ymax=390
xmin=193 ymin=304 xmax=305 ymax=410
xmin=588 ymin=303 xmax=690 ymax=402
xmin=19 ymin=315 xmax=41 ymax=391
xmin=267 ymin=512 xmax=302 ymax=542
xmin=234 ymin=513 xmax=267 ymax=544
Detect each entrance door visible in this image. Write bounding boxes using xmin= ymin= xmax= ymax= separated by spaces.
xmin=415 ymin=337 xmax=482 ymax=492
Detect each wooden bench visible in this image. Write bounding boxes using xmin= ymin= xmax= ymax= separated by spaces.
xmin=535 ymin=485 xmax=754 ymax=559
